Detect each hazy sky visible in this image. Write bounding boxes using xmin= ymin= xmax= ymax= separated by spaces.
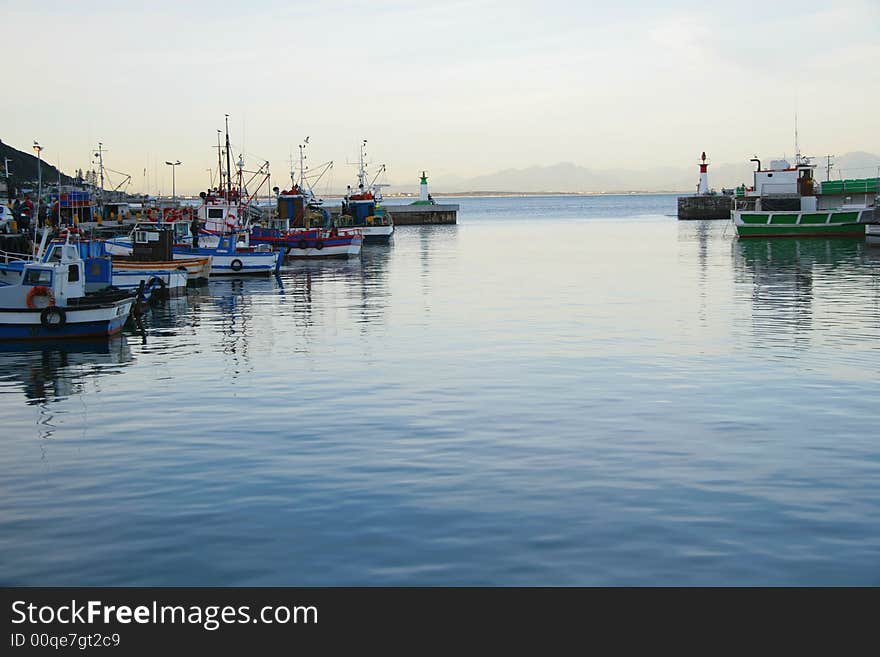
xmin=3 ymin=0 xmax=879 ymax=193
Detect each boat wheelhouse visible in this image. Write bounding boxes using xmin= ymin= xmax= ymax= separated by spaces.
xmin=733 ymin=156 xmax=878 ymax=238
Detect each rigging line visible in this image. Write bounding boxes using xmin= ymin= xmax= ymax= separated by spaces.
xmin=226 ymin=141 xmax=272 ymax=169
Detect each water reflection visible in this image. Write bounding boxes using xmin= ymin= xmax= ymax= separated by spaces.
xmin=276 ymin=244 xmax=393 ymax=333
xmin=733 ymin=238 xmax=880 ymax=346
xmin=0 ymin=337 xmax=134 ymax=405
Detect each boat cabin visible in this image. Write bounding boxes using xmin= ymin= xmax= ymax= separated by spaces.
xmin=277 ymin=189 xmax=306 ymax=227
xmin=102 ymin=202 xmax=131 ymax=223
xmin=737 ymin=158 xmax=820 ymax=212
xmin=58 ymin=188 xmax=96 ymax=224
xmin=0 ymin=243 xmax=86 ymax=308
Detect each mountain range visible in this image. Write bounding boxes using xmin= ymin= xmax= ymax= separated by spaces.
xmin=410 ymin=152 xmax=880 ymax=195
xmin=3 ymin=137 xmax=878 ymax=196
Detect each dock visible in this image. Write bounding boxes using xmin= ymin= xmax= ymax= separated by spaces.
xmin=677 ymin=195 xmax=732 ymax=220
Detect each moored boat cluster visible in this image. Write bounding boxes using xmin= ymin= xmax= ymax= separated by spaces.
xmin=0 ymin=126 xmax=405 ymax=341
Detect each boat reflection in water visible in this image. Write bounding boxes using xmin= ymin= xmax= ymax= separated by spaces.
xmin=733 ymin=237 xmax=880 ymax=350
xmin=0 ymin=336 xmax=134 ymax=405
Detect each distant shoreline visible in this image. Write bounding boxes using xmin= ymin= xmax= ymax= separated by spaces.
xmin=340 ymin=190 xmax=688 ymax=199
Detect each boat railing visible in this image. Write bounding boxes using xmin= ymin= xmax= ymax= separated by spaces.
xmin=0 ymin=249 xmax=32 ymax=264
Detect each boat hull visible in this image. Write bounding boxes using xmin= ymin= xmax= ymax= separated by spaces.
xmin=173 ymin=249 xmax=279 ymax=276
xmin=250 ymin=229 xmax=363 ymax=259
xmin=284 ymin=241 xmax=362 ymax=258
xmin=358 ymin=225 xmax=394 ymax=242
xmin=110 ymin=267 xmax=189 ymax=296
xmin=0 ymin=300 xmax=134 ymax=341
xmin=113 ymin=256 xmax=211 ymax=284
xmin=734 ymin=209 xmax=871 ymax=238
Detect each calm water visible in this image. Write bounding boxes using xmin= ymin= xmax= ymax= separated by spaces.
xmin=2 ymin=194 xmax=879 ymax=585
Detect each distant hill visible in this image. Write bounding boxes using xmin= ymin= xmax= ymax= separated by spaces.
xmin=0 ymin=139 xmax=75 ymax=195
xmin=414 ymin=152 xmax=880 ymax=194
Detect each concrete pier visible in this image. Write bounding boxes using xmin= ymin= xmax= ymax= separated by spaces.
xmin=677 ymin=195 xmax=732 ymax=220
xmin=387 ymin=203 xmax=458 ymax=225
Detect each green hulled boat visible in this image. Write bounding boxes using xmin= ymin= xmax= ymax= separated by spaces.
xmin=732 ymin=156 xmax=878 ymax=238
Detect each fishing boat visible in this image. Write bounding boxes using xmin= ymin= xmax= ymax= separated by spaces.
xmin=175 ymin=230 xmax=280 ymax=275
xmin=732 ymin=155 xmax=879 ymax=238
xmin=250 ymin=139 xmax=363 ymax=257
xmin=0 ymin=235 xmax=136 ymax=340
xmin=336 ymin=140 xmax=394 ymax=242
xmin=250 ymin=186 xmax=363 ymax=258
xmin=3 ymin=225 xmax=179 ymax=300
xmin=172 ymin=119 xmax=281 ymax=275
xmin=103 ymin=224 xmax=211 ymax=284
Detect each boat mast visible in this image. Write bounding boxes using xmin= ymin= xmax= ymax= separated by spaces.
xmin=225 ymin=114 xmax=233 ymax=199
xmin=825 ymin=155 xmax=835 ymax=182
xmin=95 ymin=142 xmax=105 ymax=215
xmin=357 ymin=139 xmax=367 ymax=191
xmin=216 ymin=130 xmax=224 ymax=193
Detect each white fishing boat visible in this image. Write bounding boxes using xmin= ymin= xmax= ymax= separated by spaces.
xmin=733 ymin=155 xmax=879 ymax=238
xmin=172 ymin=118 xmax=280 ymax=275
xmin=337 ymin=140 xmax=394 ymax=242
xmin=0 ymin=234 xmax=136 ymax=340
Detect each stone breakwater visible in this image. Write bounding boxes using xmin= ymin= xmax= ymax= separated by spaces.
xmin=677 ymin=195 xmax=732 ymax=220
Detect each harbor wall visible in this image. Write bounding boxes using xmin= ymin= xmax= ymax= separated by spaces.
xmin=677 ymin=195 xmax=732 ymax=220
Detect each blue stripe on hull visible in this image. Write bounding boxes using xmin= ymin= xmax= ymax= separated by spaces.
xmin=0 ymin=315 xmax=129 ymax=341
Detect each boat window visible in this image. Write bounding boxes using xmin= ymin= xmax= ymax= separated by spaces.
xmin=68 ymin=264 xmax=80 ymax=282
xmin=23 ymin=268 xmax=52 ymax=285
xmin=208 ymin=209 xmax=224 ymax=219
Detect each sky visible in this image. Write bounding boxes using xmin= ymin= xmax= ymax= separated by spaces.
xmin=3 ymin=0 xmax=879 ymax=194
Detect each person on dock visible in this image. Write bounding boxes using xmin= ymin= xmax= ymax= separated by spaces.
xmin=50 ymin=199 xmax=60 ymax=228
xmin=190 ymin=213 xmax=201 ymax=249
xmin=19 ymin=195 xmax=33 ymax=233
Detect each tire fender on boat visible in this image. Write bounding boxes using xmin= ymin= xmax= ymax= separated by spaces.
xmin=40 ymin=306 xmax=66 ymax=330
xmin=298 ymin=239 xmax=308 ymax=250
xmin=314 ymin=240 xmax=324 ymax=250
xmin=230 ymin=259 xmax=244 ymax=272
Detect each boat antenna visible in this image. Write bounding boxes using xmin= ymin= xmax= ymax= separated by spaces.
xmin=824 ymin=155 xmax=835 ymax=182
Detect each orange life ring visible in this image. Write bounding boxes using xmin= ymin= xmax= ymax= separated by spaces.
xmin=26 ymin=285 xmax=56 ymax=309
